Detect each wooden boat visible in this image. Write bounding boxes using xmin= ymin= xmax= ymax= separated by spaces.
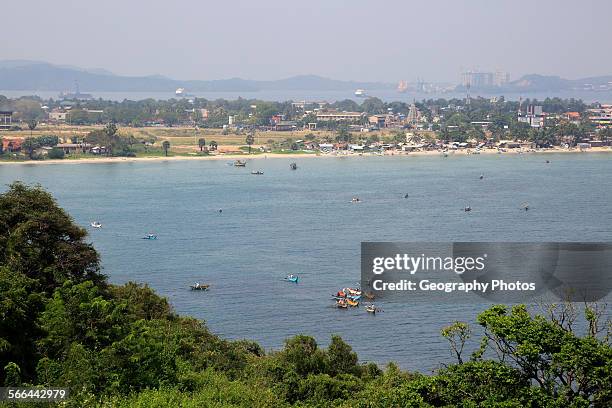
xmin=363 ymin=292 xmax=376 ymax=300
xmin=284 ymin=274 xmax=299 ymax=283
xmin=190 ymin=284 xmax=210 ymax=291
xmin=234 ymin=160 xmax=247 ymax=167
xmin=346 ymin=298 xmax=359 ymax=307
xmin=336 ymin=299 xmax=348 ymax=309
xmin=365 ymin=304 xmax=377 ymax=314
xmin=346 ymin=288 xmax=361 ymax=296
xmin=347 ymin=294 xmax=361 ymax=301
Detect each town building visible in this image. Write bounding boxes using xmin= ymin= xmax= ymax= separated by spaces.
xmin=48 ymin=109 xmax=69 ymax=122
xmin=587 ymin=105 xmax=612 ymax=126
xmin=462 ymin=71 xmax=494 ymax=88
xmin=368 ymin=114 xmax=388 ymax=128
xmin=493 ymin=71 xmax=510 ymax=87
xmin=462 ymin=70 xmax=509 ymax=88
xmin=1 ymin=137 xmax=23 ymax=152
xmin=273 ymin=121 xmax=297 ymax=131
xmin=56 ymin=143 xmax=93 ymax=154
xmin=316 ymin=111 xmax=363 ymax=122
xmin=0 ymin=111 xmax=13 ymax=130
xmin=563 ymin=112 xmax=581 ymax=124
xmin=518 ymin=105 xmax=545 ymax=128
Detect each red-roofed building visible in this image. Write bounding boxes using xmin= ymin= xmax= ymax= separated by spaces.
xmin=564 ymin=112 xmax=581 ymax=124
xmin=2 ymin=137 xmax=24 ymax=152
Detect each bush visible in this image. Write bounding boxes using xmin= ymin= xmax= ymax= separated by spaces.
xmin=47 ymin=148 xmax=65 ymax=159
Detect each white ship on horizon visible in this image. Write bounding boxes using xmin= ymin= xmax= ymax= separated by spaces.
xmin=354 ymin=89 xmax=366 ymax=97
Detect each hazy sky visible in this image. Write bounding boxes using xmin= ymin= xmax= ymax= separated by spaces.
xmin=3 ymin=0 xmax=611 ymax=82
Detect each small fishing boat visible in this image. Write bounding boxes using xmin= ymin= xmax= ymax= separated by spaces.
xmin=190 ymin=283 xmax=210 ymax=291
xmin=290 ymin=162 xmax=297 ymax=170
xmin=351 ymin=197 xmax=361 ymax=203
xmin=284 ymin=274 xmax=299 ymax=283
xmin=336 ymin=299 xmax=348 ymax=309
xmin=365 ymin=304 xmax=377 ymax=314
xmin=479 ymin=174 xmax=484 ymax=180
xmin=347 ymin=294 xmax=361 ymax=301
xmin=346 ymin=288 xmax=361 ymax=296
xmin=251 ymin=170 xmax=264 ymax=175
xmin=464 ymin=206 xmax=472 ymax=212
xmin=346 ymin=298 xmax=359 ymax=307
xmin=90 ymin=221 xmax=102 ymax=228
xmin=363 ymin=292 xmax=376 ymax=300
xmin=234 ymin=160 xmax=247 ymax=167
xmin=142 ymin=234 xmax=157 ymax=240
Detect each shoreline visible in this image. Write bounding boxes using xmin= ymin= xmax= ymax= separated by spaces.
xmin=1 ymin=147 xmax=611 ymax=165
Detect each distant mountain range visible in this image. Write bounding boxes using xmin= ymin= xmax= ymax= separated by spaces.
xmin=0 ymin=60 xmax=394 ymax=93
xmin=507 ymin=74 xmax=612 ymax=92
xmin=455 ymin=74 xmax=612 ymax=93
xmin=1 ymin=61 xmax=611 ymax=95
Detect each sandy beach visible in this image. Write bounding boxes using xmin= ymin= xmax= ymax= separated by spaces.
xmin=1 ymin=146 xmax=610 ymax=165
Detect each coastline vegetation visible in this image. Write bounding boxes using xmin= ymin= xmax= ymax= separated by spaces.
xmin=0 ymin=182 xmax=610 ymax=407
xmin=1 ymin=95 xmax=610 ymax=162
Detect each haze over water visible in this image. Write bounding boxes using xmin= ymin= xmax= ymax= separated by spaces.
xmin=2 ymin=89 xmax=612 ymax=104
xmin=1 ymin=153 xmax=611 ymax=371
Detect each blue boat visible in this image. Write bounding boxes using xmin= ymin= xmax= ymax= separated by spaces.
xmin=284 ymin=274 xmax=299 ymax=283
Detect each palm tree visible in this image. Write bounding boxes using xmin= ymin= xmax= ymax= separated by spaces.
xmin=162 ymin=140 xmax=170 ymax=156
xmin=104 ymin=123 xmax=118 ymax=156
xmin=198 ymin=137 xmax=206 ymax=152
xmin=28 ymin=119 xmax=37 ymax=137
xmin=22 ymin=137 xmax=40 ymax=159
xmin=246 ymin=133 xmax=255 ymax=154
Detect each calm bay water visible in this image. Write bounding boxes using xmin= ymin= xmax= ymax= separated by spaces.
xmin=1 ymin=153 xmax=611 ymax=372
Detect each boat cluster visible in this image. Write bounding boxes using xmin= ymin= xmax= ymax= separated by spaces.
xmin=332 ymin=287 xmax=381 ymax=313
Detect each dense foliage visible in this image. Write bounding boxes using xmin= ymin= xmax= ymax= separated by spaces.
xmin=0 ymin=183 xmax=610 ymax=407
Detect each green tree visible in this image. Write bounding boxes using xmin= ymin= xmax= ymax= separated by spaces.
xmin=27 ymin=119 xmax=37 ymax=137
xmin=0 ymin=182 xmax=102 ymax=291
xmin=477 ymin=304 xmax=612 ymax=406
xmin=245 ymin=133 xmax=255 ymax=154
xmin=335 ymin=125 xmax=352 ymax=144
xmin=198 ymin=137 xmax=206 ymax=152
xmin=21 ymin=137 xmax=41 ymax=159
xmin=47 ymin=147 xmax=65 ymax=159
xmin=162 ymin=140 xmax=170 ymax=156
xmin=441 ymin=321 xmax=471 ymax=364
xmin=103 ymin=123 xmax=119 ymax=156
